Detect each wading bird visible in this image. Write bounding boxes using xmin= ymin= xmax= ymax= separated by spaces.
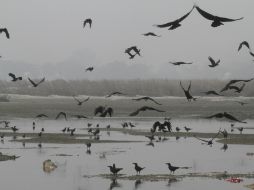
xmin=195 ymin=5 xmax=243 ymax=27
xmin=133 ymin=163 xmax=145 ymax=175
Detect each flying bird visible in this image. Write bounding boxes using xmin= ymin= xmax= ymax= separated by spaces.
xmin=73 ymin=96 xmax=90 ymax=105
xmin=154 ymin=6 xmax=194 ymax=30
xmin=0 ymin=28 xmax=10 ymax=39
xmin=132 ymin=96 xmax=162 ymax=105
xmin=106 ymin=92 xmax=126 ymax=98
xmin=208 ymin=56 xmax=220 ymax=67
xmin=170 ymin=61 xmax=192 ymax=66
xmin=193 ymin=132 xmax=220 ymax=146
xmin=142 ymin=32 xmax=161 ymax=37
xmin=235 ymin=101 xmax=248 ymax=106
xmin=72 ymin=114 xmax=88 ymax=119
xmin=205 ymin=112 xmax=247 ymax=123
xmin=83 ymin=18 xmax=92 ymax=28
xmin=238 ymin=41 xmax=251 ymax=52
xmin=36 ymin=114 xmax=48 ymax=118
xmin=28 ymin=77 xmax=45 ymax=87
xmin=129 ymin=106 xmax=165 ymax=116
xmin=180 ymin=81 xmax=197 ymax=101
xmin=8 ymin=73 xmax=22 ymax=82
xmin=195 ymin=5 xmax=243 ymax=27
xmin=55 ymin=112 xmax=67 ymax=120
xmin=227 ymin=84 xmax=245 ymax=93
xmin=85 ymin=67 xmax=94 ymax=72
xmin=201 ymin=90 xmax=223 ymax=96
xmin=99 ymin=107 xmax=113 ymax=117
xmin=220 ymin=78 xmax=254 ymax=92
xmin=125 ymin=46 xmax=141 ymax=58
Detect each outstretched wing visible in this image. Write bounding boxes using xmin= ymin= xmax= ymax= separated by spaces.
xmin=0 ymin=28 xmax=10 ymax=39
xmin=216 ymin=16 xmax=243 ymax=22
xmin=177 ymin=5 xmax=195 ymax=23
xmin=37 ymin=77 xmax=45 ymax=85
xmin=56 ymin=112 xmax=67 ymax=120
xmin=81 ymin=97 xmax=90 ymax=103
xmin=73 ymin=96 xmax=81 ymax=103
xmin=238 ymin=41 xmax=250 ymax=51
xmin=211 ymin=132 xmax=220 ymax=141
xmin=195 ymin=5 xmax=216 ymax=21
xmin=147 ymin=97 xmax=162 ymax=105
xmin=145 ymin=106 xmax=165 ymax=112
xmin=205 ymin=113 xmax=224 ymax=119
xmin=224 ymin=112 xmax=246 ymax=123
xmin=129 ymin=108 xmax=141 ymax=116
xmin=208 ymin=56 xmax=215 ymax=65
xmin=193 ymin=135 xmax=209 ymax=143
xmin=28 ymin=77 xmax=37 ymax=86
xmin=8 ymin=73 xmax=16 ymax=80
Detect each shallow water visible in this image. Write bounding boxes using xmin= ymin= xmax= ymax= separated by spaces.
xmin=0 ymin=118 xmax=253 ymax=190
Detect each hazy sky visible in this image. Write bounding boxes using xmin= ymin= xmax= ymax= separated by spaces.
xmin=0 ymin=0 xmax=253 ymax=80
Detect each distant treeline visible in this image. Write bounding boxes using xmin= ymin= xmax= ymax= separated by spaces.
xmin=0 ymin=79 xmax=253 ymax=97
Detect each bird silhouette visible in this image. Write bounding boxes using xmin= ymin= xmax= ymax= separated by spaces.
xmin=208 ymin=56 xmax=220 ymax=67
xmin=0 ymin=121 xmax=10 ymax=128
xmin=36 ymin=114 xmax=48 ymax=118
xmin=165 ymin=163 xmax=179 ymax=174
xmin=238 ymin=41 xmax=251 ymax=51
xmin=83 ymin=18 xmax=92 ymax=28
xmin=28 ymin=77 xmax=45 ymax=87
xmin=94 ymin=106 xmax=106 ymax=116
xmin=108 ymin=164 xmax=123 ymax=175
xmin=180 ymin=81 xmax=197 ymax=101
xmin=195 ymin=5 xmax=243 ymax=27
xmin=193 ymin=132 xmax=220 ymax=146
xmin=133 ymin=163 xmax=145 ymax=175
xmin=142 ymin=32 xmax=161 ymax=37
xmin=220 ymin=143 xmax=228 ymax=152
xmin=227 ymin=84 xmax=245 ymax=93
xmin=155 ymin=6 xmax=194 ymax=30
xmin=125 ymin=46 xmax=141 ymax=58
xmin=11 ymin=126 xmax=19 ymax=132
xmin=85 ymin=67 xmax=94 ymax=72
xmin=55 ymin=112 xmax=67 ymax=120
xmin=220 ymin=78 xmax=254 ymax=92
xmin=170 ymin=61 xmax=192 ymax=66
xmin=106 ymin=92 xmax=125 ymax=98
xmin=73 ymin=96 xmax=90 ymax=105
xmin=100 ymin=107 xmax=113 ymax=117
xmin=132 ymin=96 xmax=162 ymax=105
xmin=235 ymin=101 xmax=248 ymax=106
xmin=201 ymin=90 xmax=223 ymax=96
xmin=184 ymin=126 xmax=192 ymax=132
xmin=8 ymin=73 xmax=22 ymax=82
xmin=72 ymin=114 xmax=88 ymax=119
xmin=0 ymin=28 xmax=9 ymax=39
xmin=129 ymin=106 xmax=165 ymax=116
xmin=205 ymin=112 xmax=246 ymax=123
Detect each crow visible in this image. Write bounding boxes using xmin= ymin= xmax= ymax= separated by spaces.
xmin=8 ymin=73 xmax=22 ymax=82
xmin=83 ymin=18 xmax=92 ymax=28
xmin=195 ymin=5 xmax=243 ymax=27
xmin=129 ymin=106 xmax=165 ymax=116
xmin=142 ymin=32 xmax=161 ymax=37
xmin=193 ymin=132 xmax=220 ymax=146
xmin=106 ymin=92 xmax=126 ymax=98
xmin=201 ymin=90 xmax=223 ymax=96
xmin=208 ymin=56 xmax=220 ymax=67
xmin=0 ymin=28 xmax=9 ymax=39
xmin=165 ymin=163 xmax=189 ymax=174
xmin=85 ymin=67 xmax=94 ymax=72
xmin=55 ymin=112 xmax=67 ymax=120
xmin=205 ymin=112 xmax=246 ymax=123
xmin=180 ymin=81 xmax=197 ymax=101
xmin=238 ymin=41 xmax=251 ymax=51
xmin=170 ymin=61 xmax=192 ymax=66
xmin=133 ymin=163 xmax=145 ymax=175
xmin=94 ymin=106 xmax=106 ymax=116
xmin=73 ymin=96 xmax=90 ymax=105
xmin=108 ymin=164 xmax=123 ymax=175
xmin=154 ymin=6 xmax=194 ymax=30
xmin=220 ymin=78 xmax=254 ymax=92
xmin=28 ymin=77 xmax=45 ymax=87
xmin=132 ymin=96 xmax=162 ymax=105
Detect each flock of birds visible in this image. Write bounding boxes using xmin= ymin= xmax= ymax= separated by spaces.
xmin=0 ymin=3 xmax=253 ymax=182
